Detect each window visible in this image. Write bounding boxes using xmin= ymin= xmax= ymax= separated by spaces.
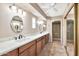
xmin=32 ymin=17 xmax=36 ymax=29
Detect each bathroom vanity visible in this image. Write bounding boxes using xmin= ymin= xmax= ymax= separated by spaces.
xmin=0 ymin=32 xmax=49 ymax=56
xmin=0 ymin=15 xmax=49 ymax=56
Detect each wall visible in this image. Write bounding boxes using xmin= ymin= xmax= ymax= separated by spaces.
xmin=0 ymin=3 xmax=39 ymax=38
xmin=46 ymin=20 xmax=52 ymax=42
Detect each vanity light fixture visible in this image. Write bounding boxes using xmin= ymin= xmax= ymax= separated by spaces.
xmin=9 ymin=4 xmax=26 ymax=16
xmin=9 ymin=4 xmax=17 ymax=12
xmin=18 ymin=8 xmax=22 ymax=15
xmin=23 ymin=11 xmax=26 ymax=16
xmin=43 ymin=25 xmax=46 ymax=27
xmin=21 ymin=11 xmax=26 ymax=19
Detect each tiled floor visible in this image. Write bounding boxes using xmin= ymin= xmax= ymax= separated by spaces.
xmin=67 ymin=42 xmax=74 ymax=56
xmin=39 ymin=41 xmax=74 ymax=56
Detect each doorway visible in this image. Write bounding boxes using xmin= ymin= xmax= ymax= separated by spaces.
xmin=52 ymin=21 xmax=61 ymax=41
xmin=67 ymin=20 xmax=74 ymax=43
xmin=66 ymin=20 xmax=74 ymax=55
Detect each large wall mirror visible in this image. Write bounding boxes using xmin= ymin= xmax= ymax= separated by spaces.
xmin=65 ymin=4 xmax=75 ymax=56
xmin=10 ymin=16 xmax=23 ymax=33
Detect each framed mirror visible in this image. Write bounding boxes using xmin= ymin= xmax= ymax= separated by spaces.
xmin=10 ymin=16 xmax=23 ymax=33
xmin=64 ymin=4 xmax=74 ymax=56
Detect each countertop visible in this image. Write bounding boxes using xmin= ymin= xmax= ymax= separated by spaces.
xmin=0 ymin=31 xmax=49 ymax=55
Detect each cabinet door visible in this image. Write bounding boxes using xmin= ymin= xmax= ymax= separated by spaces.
xmin=28 ymin=44 xmax=36 ymax=56
xmin=45 ymin=34 xmax=49 ymax=44
xmin=19 ymin=41 xmax=36 ymax=56
xmin=19 ymin=41 xmax=35 ymax=54
xmin=42 ymin=36 xmax=46 ymax=49
xmin=3 ymin=49 xmax=18 ymax=56
xmin=36 ymin=39 xmax=42 ymax=55
xmin=19 ymin=49 xmax=29 ymax=56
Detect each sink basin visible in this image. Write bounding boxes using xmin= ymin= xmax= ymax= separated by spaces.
xmin=15 ymin=39 xmax=25 ymax=42
xmin=14 ymin=37 xmax=31 ymax=42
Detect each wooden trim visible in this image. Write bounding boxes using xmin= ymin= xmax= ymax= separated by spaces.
xmin=74 ymin=3 xmax=78 ymax=56
xmin=30 ymin=3 xmax=47 ymax=19
xmin=64 ymin=4 xmax=74 ymax=19
xmin=17 ymin=48 xmax=19 ymax=56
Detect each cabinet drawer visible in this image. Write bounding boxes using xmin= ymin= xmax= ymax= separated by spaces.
xmin=19 ymin=40 xmax=35 ymax=53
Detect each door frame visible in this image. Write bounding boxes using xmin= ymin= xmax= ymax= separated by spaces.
xmin=52 ymin=21 xmax=61 ymax=41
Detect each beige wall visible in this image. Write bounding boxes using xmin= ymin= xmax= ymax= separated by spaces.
xmin=0 ymin=4 xmax=39 ymax=38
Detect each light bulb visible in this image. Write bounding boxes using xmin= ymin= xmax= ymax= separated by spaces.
xmin=12 ymin=5 xmax=16 ymax=10
xmin=43 ymin=25 xmax=46 ymax=27
xmin=23 ymin=11 xmax=26 ymax=16
xmin=18 ymin=9 xmax=22 ymax=15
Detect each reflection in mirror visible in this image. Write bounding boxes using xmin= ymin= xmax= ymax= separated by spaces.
xmin=66 ymin=6 xmax=74 ymax=56
xmin=10 ymin=16 xmax=23 ymax=33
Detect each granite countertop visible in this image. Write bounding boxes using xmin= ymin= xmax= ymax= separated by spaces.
xmin=0 ymin=31 xmax=49 ymax=55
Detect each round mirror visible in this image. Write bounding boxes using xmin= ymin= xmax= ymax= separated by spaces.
xmin=10 ymin=16 xmax=23 ymax=33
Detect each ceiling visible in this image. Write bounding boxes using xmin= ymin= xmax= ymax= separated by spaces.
xmin=38 ymin=3 xmax=69 ymax=17
xmin=14 ymin=3 xmax=73 ymax=20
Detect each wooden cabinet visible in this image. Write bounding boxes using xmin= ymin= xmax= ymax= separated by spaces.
xmin=41 ymin=36 xmax=46 ymax=49
xmin=20 ymin=43 xmax=36 ymax=56
xmin=45 ymin=34 xmax=49 ymax=44
xmin=19 ymin=40 xmax=36 ymax=56
xmin=2 ymin=49 xmax=18 ymax=56
xmin=2 ymin=33 xmax=49 ymax=56
xmin=36 ymin=38 xmax=42 ymax=55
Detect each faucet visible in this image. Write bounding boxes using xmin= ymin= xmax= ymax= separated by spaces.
xmin=14 ymin=34 xmax=23 ymax=40
xmin=18 ymin=35 xmax=23 ymax=39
